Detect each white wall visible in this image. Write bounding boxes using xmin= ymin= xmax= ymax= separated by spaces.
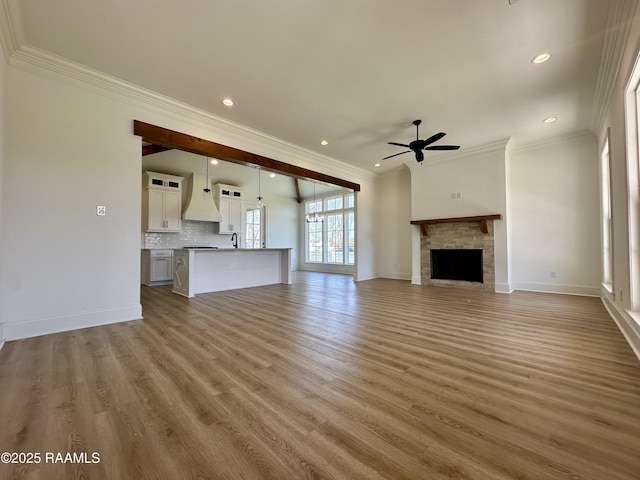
xmin=2 ymin=64 xmax=143 ymax=340
xmin=0 ymin=48 xmax=6 ymax=345
xmin=405 ymin=134 xmax=601 ymax=297
xmin=408 ymin=141 xmax=511 ymax=292
xmin=0 ymin=50 xmax=377 ymax=340
xmin=354 ymin=181 xmax=376 ymax=281
xmin=509 ymin=133 xmax=600 ymax=295
xmin=376 ymin=167 xmax=412 ymax=280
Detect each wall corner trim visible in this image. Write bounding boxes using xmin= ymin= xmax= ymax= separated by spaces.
xmin=494 ymin=283 xmax=514 ymax=294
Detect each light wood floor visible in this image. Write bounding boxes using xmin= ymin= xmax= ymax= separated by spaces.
xmin=1 ymin=272 xmax=640 ymax=480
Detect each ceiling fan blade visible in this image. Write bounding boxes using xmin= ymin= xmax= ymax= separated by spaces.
xmin=382 ymin=150 xmax=411 ymax=160
xmin=424 ymin=145 xmax=460 ymax=151
xmin=388 ymin=142 xmax=410 ymax=148
xmin=422 ymin=132 xmax=446 ymax=146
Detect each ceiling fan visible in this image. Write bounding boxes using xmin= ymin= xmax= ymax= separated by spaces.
xmin=383 ymin=120 xmax=460 ymax=163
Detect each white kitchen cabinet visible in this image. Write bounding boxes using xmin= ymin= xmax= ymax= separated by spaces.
xmin=214 ymin=183 xmax=243 ymax=234
xmin=141 ymin=249 xmax=174 ymax=285
xmin=143 ymin=171 xmax=183 ymax=232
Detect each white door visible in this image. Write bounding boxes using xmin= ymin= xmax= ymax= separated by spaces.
xmin=245 ymin=207 xmax=265 ymax=248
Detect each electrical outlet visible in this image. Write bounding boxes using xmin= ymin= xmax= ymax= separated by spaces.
xmin=549 ymin=270 xmax=556 ymax=278
xmin=96 ymin=205 xmax=106 ymax=216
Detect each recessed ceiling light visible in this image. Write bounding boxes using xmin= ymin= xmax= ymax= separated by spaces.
xmin=320 ymin=140 xmax=328 ymax=146
xmin=221 ymin=98 xmax=234 ymax=106
xmin=543 ymin=116 xmax=557 ymax=123
xmin=210 ymin=159 xmax=218 ymax=164
xmin=532 ymin=53 xmax=551 ymax=64
xmin=374 ymin=163 xmax=381 ymax=167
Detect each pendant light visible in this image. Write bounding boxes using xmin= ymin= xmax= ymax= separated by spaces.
xmin=203 ymin=157 xmax=211 ymax=194
xmin=256 ymin=168 xmax=264 ymax=208
xmin=306 ymin=182 xmax=323 ymax=223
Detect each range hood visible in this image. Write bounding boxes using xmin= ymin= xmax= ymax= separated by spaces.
xmin=182 ymin=173 xmax=223 ymax=222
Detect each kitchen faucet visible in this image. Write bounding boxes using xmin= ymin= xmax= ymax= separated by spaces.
xmin=231 ymin=232 xmax=238 ymax=248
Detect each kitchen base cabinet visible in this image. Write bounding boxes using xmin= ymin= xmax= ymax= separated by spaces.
xmin=141 ymin=249 xmax=174 ymax=286
xmin=173 ymin=248 xmax=291 ymax=297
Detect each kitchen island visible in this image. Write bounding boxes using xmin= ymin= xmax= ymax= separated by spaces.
xmin=172 ymin=248 xmax=292 ymax=298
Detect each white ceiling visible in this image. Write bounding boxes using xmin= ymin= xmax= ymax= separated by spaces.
xmin=9 ymin=0 xmax=619 ymax=172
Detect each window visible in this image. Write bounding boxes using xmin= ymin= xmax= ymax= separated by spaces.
xmin=326 ymin=212 xmax=344 ymax=263
xmin=305 ymin=193 xmax=355 ymax=265
xmin=245 ymin=208 xmax=262 ymax=248
xmin=601 ymin=135 xmax=613 ymax=292
xmin=307 ymin=220 xmax=323 ymax=262
xmin=346 ymin=210 xmax=355 ymax=264
xmin=625 ymin=54 xmax=640 ymax=310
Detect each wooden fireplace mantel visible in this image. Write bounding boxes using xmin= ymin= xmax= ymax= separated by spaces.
xmin=410 ymin=214 xmax=502 ymax=236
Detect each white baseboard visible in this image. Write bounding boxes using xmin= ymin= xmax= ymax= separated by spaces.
xmin=2 ymin=305 xmax=143 ymax=341
xmin=378 ymin=271 xmax=412 ymax=281
xmin=512 ymin=281 xmax=600 ymax=297
xmin=299 ymin=263 xmax=355 ymax=275
xmin=600 ymin=293 xmax=640 ymax=363
xmin=354 ymin=272 xmax=376 ymax=282
xmin=411 ymin=275 xmax=422 ymax=285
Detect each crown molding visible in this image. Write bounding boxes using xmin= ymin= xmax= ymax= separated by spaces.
xmin=8 ymin=44 xmax=376 ymax=184
xmin=509 ymin=129 xmax=596 ymax=154
xmin=590 ymin=0 xmax=639 ymax=134
xmin=377 ymin=165 xmax=410 ymax=181
xmin=0 ymin=0 xmax=23 ymax=61
xmin=406 ymin=137 xmax=511 ymax=171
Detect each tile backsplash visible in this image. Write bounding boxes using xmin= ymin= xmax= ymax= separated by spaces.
xmin=143 ymin=221 xmax=238 ymax=249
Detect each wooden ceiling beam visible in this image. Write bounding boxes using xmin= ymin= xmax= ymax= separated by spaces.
xmin=134 ymin=120 xmax=360 ymax=191
xmin=294 ymin=178 xmax=302 ymax=203
xmin=142 ymin=144 xmax=173 ymax=156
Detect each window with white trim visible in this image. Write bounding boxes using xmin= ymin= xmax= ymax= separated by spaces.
xmin=245 ymin=208 xmax=263 ymax=249
xmin=625 ymin=53 xmax=640 ymax=309
xmin=601 ymin=136 xmax=613 ymax=292
xmin=305 ymin=193 xmax=355 ymax=265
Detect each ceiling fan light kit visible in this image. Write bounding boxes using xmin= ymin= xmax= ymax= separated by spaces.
xmin=382 ymin=119 xmax=460 ymax=163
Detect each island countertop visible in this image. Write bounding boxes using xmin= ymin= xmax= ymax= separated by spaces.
xmin=177 ymin=247 xmax=292 ymax=252
xmin=172 ymin=248 xmax=292 ymax=297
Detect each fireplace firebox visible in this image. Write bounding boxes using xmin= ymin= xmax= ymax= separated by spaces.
xmin=430 ymin=249 xmax=483 ymax=283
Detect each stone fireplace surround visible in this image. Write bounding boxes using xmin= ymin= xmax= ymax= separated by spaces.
xmin=412 ymin=215 xmax=500 ymax=292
